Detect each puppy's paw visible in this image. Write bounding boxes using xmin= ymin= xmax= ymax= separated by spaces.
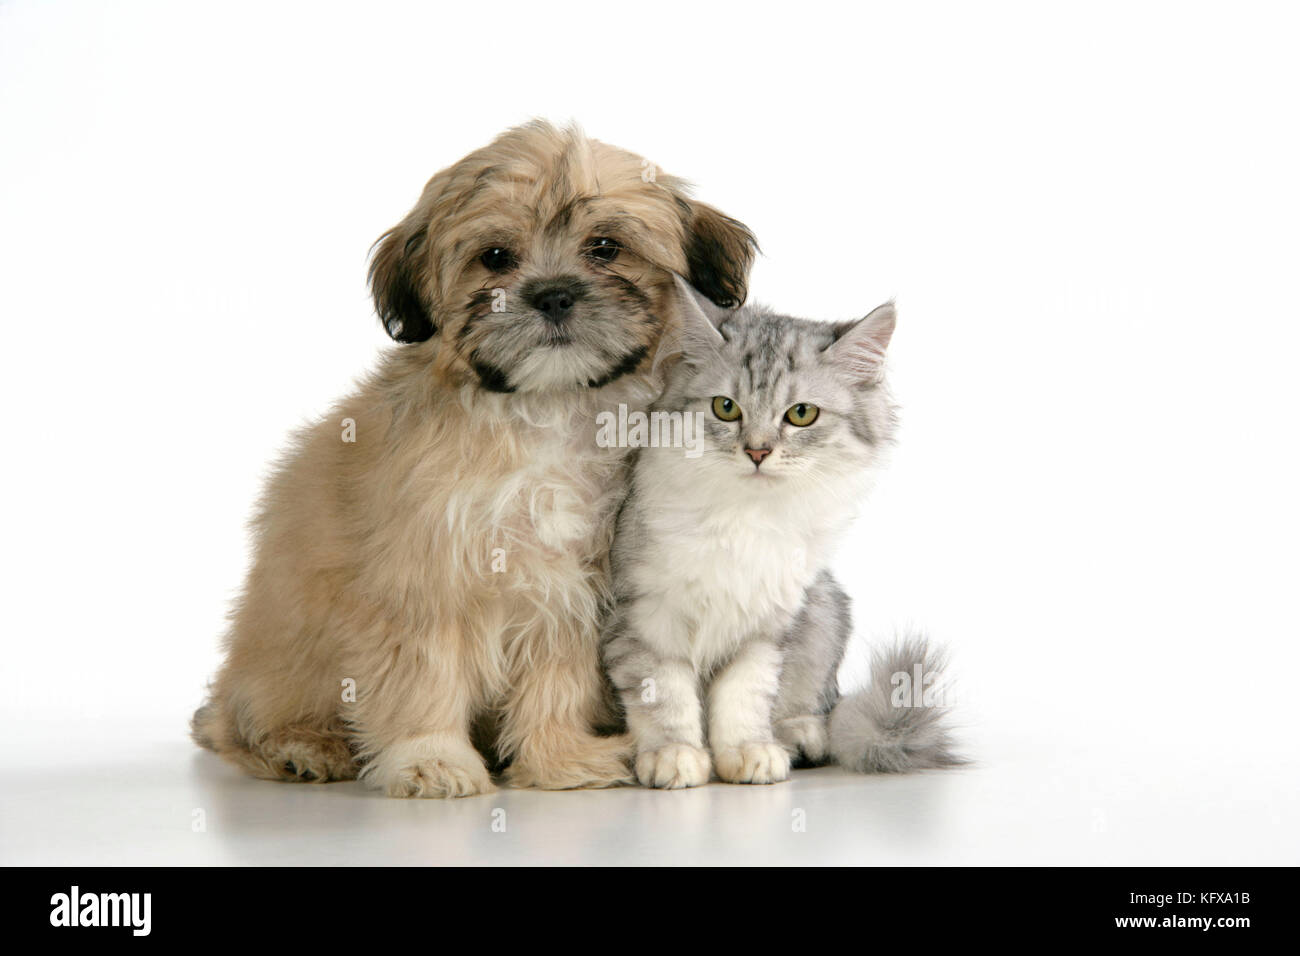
xmin=506 ymin=733 xmax=634 ymax=790
xmin=714 ymin=740 xmax=791 ymax=785
xmin=363 ymin=735 xmax=495 ymax=799
xmin=385 ymin=759 xmax=495 ymax=799
xmin=254 ymin=725 xmax=358 ymax=782
xmin=775 ymin=714 xmax=829 ymax=764
xmin=635 ymin=743 xmax=711 ymax=789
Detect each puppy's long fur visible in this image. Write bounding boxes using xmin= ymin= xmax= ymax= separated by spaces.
xmin=192 ymin=121 xmax=756 ymax=797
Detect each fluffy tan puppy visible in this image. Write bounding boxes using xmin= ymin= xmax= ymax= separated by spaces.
xmin=192 ymin=121 xmax=756 ymax=797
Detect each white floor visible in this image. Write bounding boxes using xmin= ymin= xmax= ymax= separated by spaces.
xmin=3 ymin=716 xmax=1295 ymax=866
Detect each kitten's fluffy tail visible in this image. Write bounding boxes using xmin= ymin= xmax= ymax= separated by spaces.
xmin=828 ymin=635 xmax=966 ymax=773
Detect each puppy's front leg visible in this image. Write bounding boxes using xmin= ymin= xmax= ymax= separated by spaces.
xmin=350 ymin=625 xmax=495 ymax=799
xmin=499 ymin=632 xmax=633 ymax=791
xmin=708 ymin=638 xmax=790 ymax=785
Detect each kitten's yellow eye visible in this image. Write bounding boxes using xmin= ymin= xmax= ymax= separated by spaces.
xmin=712 ymin=396 xmax=742 ymax=421
xmin=785 ymin=403 xmax=820 ymax=426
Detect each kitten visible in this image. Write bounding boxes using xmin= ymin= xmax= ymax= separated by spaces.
xmin=602 ymin=278 xmax=963 ymax=788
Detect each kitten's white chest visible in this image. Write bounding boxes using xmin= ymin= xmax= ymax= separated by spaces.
xmin=646 ymin=499 xmax=824 ymax=668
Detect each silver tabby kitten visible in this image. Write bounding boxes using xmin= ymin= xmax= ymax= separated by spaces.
xmin=602 ymin=278 xmax=962 ymax=788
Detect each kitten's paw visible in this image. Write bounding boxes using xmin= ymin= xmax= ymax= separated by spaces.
xmin=507 ymin=734 xmax=634 ymax=790
xmin=714 ymin=741 xmax=791 ymax=784
xmin=635 ymin=743 xmax=712 ymax=789
xmin=363 ymin=735 xmax=495 ymax=799
xmin=775 ymin=714 xmax=829 ymax=764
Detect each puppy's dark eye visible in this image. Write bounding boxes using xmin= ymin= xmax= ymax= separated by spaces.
xmin=480 ymin=247 xmax=517 ymax=272
xmin=585 ymin=237 xmax=621 ymax=263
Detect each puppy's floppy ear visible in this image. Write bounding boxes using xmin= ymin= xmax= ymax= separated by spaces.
xmin=368 ymin=219 xmax=435 ymax=343
xmin=678 ymin=199 xmax=758 ymax=309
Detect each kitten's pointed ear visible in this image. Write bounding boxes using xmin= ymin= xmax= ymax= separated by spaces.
xmin=825 ymin=301 xmax=896 ymax=384
xmin=653 ymin=274 xmax=732 ymax=377
xmin=673 ymin=273 xmax=731 ymax=347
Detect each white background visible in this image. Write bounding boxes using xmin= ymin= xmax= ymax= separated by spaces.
xmin=2 ymin=0 xmax=1297 ymax=865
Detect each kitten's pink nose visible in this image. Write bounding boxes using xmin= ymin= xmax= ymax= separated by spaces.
xmin=745 ymin=447 xmax=772 ymax=465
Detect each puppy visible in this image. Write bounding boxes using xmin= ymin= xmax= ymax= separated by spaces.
xmin=191 ymin=121 xmax=756 ymax=797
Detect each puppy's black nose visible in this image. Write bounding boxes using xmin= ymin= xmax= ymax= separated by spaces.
xmin=529 ymin=282 xmax=580 ymax=323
